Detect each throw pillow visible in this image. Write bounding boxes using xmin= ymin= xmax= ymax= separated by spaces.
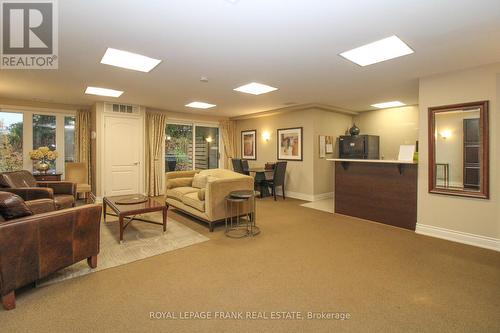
xmin=192 ymin=174 xmax=208 ymax=189
xmin=198 ymin=188 xmax=206 ymax=201
xmin=0 ymin=192 xmax=33 ymax=220
xmin=167 ymin=177 xmax=194 ymax=189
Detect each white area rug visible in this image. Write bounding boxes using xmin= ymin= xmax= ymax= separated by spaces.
xmin=38 ymin=212 xmax=209 ymax=286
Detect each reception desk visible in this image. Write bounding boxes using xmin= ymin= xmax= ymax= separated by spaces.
xmin=327 ymin=159 xmax=418 ymax=230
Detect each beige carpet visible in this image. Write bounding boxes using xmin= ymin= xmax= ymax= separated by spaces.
xmin=1 ymin=198 xmax=499 ymax=333
xmin=38 ymin=212 xmax=209 ymax=286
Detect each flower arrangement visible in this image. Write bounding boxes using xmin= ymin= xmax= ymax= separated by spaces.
xmin=29 ymin=146 xmax=58 ymax=173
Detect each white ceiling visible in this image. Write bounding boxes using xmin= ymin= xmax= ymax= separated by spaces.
xmin=1 ymin=0 xmax=500 ymax=117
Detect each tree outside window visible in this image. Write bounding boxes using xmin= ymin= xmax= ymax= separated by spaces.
xmin=0 ymin=112 xmax=23 ymax=172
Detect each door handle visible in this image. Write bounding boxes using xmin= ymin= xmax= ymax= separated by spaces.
xmin=133 ymin=162 xmax=139 ymax=165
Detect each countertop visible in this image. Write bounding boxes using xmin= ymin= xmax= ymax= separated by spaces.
xmin=327 ymin=158 xmax=417 ymax=164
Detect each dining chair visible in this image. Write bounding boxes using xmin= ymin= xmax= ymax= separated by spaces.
xmin=231 ymin=158 xmax=244 ymax=174
xmin=241 ymin=159 xmax=250 ymax=175
xmin=267 ymin=161 xmax=287 ymax=201
xmin=65 ymin=162 xmax=92 ymax=203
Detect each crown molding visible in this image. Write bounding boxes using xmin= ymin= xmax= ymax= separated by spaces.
xmin=230 ymin=103 xmax=358 ymax=120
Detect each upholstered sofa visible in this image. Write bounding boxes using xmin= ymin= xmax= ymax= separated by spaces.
xmin=0 ymin=191 xmax=101 ymax=310
xmin=0 ymin=170 xmax=77 ymax=209
xmin=165 ymin=169 xmax=254 ymax=231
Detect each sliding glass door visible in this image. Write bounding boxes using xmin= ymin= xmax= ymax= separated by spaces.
xmin=165 ymin=124 xmax=193 ymax=171
xmin=195 ymin=126 xmax=219 ymax=169
xmin=165 ymin=123 xmax=219 ymax=171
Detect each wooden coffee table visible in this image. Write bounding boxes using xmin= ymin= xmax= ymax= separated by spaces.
xmin=102 ymin=194 xmax=168 ymax=243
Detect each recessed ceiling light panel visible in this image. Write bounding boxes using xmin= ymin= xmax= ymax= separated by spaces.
xmin=234 ymin=82 xmax=278 ymax=95
xmin=340 ymin=35 xmax=414 ymax=66
xmin=371 ymin=101 xmax=406 ymax=109
xmin=85 ymin=86 xmax=123 ymax=97
xmin=185 ymin=102 xmax=216 ymax=109
xmin=101 ymin=48 xmax=162 ymax=72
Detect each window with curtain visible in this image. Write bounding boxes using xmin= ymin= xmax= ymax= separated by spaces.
xmin=0 ymin=112 xmax=23 ymax=172
xmin=64 ymin=116 xmax=76 ymax=162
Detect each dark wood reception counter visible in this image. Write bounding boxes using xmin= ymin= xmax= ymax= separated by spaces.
xmin=327 ymin=159 xmax=418 ymax=230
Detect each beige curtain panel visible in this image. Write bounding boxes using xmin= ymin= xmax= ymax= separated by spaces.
xmin=220 ymin=120 xmax=236 ymax=170
xmin=146 ymin=112 xmax=168 ymax=196
xmin=74 ymin=109 xmax=91 ymax=185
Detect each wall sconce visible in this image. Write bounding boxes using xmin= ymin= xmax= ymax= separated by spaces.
xmin=440 ymin=130 xmax=451 ymax=140
xmin=205 ymin=136 xmax=213 ymax=143
xmin=262 ymin=131 xmax=270 ymax=141
xmin=166 ymin=135 xmax=171 ymax=141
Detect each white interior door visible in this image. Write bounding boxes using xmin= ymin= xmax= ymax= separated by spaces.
xmin=104 ymin=116 xmax=142 ymax=196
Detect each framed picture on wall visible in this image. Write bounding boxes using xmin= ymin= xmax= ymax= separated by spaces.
xmin=241 ymin=130 xmax=257 ymax=160
xmin=325 ymin=136 xmax=334 ymax=153
xmin=277 ymin=127 xmax=303 ymax=161
xmin=319 ymin=135 xmax=326 ymax=158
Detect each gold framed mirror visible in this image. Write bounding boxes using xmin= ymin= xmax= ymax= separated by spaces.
xmin=428 ymin=101 xmax=489 ymax=199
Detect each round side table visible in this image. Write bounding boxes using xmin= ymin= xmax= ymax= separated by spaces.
xmin=224 ymin=190 xmax=260 ymax=238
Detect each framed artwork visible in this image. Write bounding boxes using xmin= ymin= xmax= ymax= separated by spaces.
xmin=319 ymin=135 xmax=326 ymax=158
xmin=241 ymin=130 xmax=257 ymax=160
xmin=325 ymin=136 xmax=334 ymax=153
xmin=277 ymin=127 xmax=303 ymax=161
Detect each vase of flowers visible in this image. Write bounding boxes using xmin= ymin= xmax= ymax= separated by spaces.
xmin=29 ymin=146 xmax=58 ymax=173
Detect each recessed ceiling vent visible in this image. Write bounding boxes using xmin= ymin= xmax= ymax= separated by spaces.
xmin=104 ymin=103 xmax=140 ymax=115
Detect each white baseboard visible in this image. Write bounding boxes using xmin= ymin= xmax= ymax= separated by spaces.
xmin=416 ymin=223 xmax=500 ymax=252
xmin=284 ymin=191 xmax=314 ymax=201
xmin=313 ymin=192 xmax=334 ymax=201
xmin=284 ymin=191 xmax=333 ymax=202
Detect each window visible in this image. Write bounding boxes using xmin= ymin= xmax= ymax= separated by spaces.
xmin=33 ymin=114 xmax=57 ymax=172
xmin=0 ymin=112 xmax=23 ymax=172
xmin=64 ymin=116 xmax=76 ymax=162
xmin=165 ymin=123 xmax=220 ymax=171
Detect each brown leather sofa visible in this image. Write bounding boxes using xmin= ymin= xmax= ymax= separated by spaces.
xmin=0 ymin=191 xmax=101 ymax=310
xmin=0 ymin=170 xmax=77 ymax=209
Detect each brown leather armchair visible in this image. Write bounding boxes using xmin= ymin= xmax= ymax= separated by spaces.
xmin=0 ymin=170 xmax=77 ymax=209
xmin=0 ymin=191 xmax=101 ymax=310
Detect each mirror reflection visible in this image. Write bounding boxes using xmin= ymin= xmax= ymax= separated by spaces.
xmin=434 ymin=109 xmax=480 ymax=191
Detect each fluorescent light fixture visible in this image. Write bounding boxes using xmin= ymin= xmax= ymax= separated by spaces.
xmin=185 ymin=101 xmax=216 ymax=109
xmin=100 ymin=48 xmax=162 ymax=72
xmin=85 ymin=86 xmax=123 ymax=97
xmin=234 ymin=82 xmax=278 ymax=95
xmin=340 ymin=35 xmax=414 ymax=66
xmin=371 ymin=101 xmax=406 ymax=109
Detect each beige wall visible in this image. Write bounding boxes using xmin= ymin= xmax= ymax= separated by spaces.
xmin=312 ymin=109 xmax=353 ymax=195
xmin=146 ymin=108 xmax=227 ymax=123
xmin=418 ymin=63 xmax=500 ymax=240
xmin=353 ymin=106 xmax=419 ymax=160
xmin=0 ymin=96 xmax=86 ymax=111
xmin=90 ymin=103 xmax=97 ymax=194
xmin=234 ymin=108 xmax=352 ymax=199
xmin=235 ymin=109 xmax=315 ymax=197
